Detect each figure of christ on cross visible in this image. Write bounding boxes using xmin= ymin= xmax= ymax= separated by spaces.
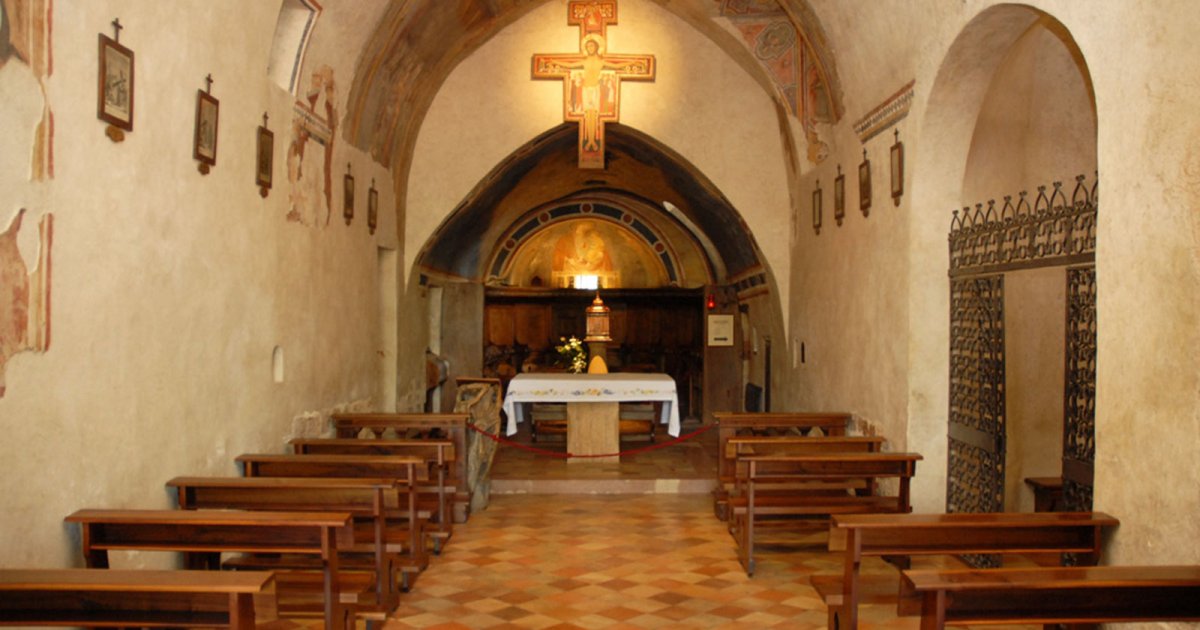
xmin=532 ymin=2 xmax=655 ymax=169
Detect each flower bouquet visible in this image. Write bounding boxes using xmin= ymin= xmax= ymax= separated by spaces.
xmin=555 ymin=336 xmax=587 ymax=374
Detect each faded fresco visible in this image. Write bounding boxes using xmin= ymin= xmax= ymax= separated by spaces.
xmin=0 ymin=0 xmax=53 ymax=179
xmin=715 ymin=0 xmax=832 ymax=162
xmin=0 ymin=209 xmax=52 ymax=397
xmin=287 ymin=65 xmax=337 ymax=226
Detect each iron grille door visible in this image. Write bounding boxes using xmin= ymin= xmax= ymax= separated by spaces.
xmin=948 ymin=275 xmax=1006 ymax=568
xmin=1063 ymin=266 xmax=1097 ymax=511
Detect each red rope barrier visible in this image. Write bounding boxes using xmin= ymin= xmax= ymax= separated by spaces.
xmin=467 ymin=421 xmax=714 ymax=459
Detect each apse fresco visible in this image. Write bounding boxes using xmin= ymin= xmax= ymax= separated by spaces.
xmin=503 ymin=218 xmax=670 ymax=289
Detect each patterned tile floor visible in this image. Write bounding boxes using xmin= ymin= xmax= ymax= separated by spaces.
xmin=282 ymin=423 xmax=1035 ymax=628
xmin=378 ymin=493 xmax=1035 ymax=629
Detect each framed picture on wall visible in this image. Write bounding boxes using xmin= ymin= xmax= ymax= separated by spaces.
xmin=98 ymin=34 xmax=134 ymax=134
xmin=343 ymin=164 xmax=355 ymax=225
xmin=891 ymin=129 xmax=905 ymax=206
xmin=811 ymin=180 xmax=823 ymax=235
xmin=193 ymin=89 xmax=219 ymax=171
xmin=858 ymin=148 xmax=872 ymax=216
xmin=367 ymin=180 xmax=378 ymax=235
xmin=834 ymin=165 xmax=846 ymax=227
xmin=256 ymin=123 xmax=274 ymax=193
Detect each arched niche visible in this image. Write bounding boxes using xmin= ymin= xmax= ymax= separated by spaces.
xmin=911 ymin=3 xmax=1097 ymax=516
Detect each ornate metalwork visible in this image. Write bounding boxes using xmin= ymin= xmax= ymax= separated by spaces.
xmin=1062 ymin=266 xmax=1097 ymax=512
xmin=949 ymin=174 xmax=1097 ymax=274
xmin=947 ymin=275 xmax=1006 ymax=546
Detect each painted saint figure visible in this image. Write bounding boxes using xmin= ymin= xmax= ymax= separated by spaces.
xmin=532 ymin=3 xmax=654 ymax=169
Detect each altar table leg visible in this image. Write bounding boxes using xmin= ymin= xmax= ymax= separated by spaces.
xmin=567 ymin=402 xmax=620 ymax=464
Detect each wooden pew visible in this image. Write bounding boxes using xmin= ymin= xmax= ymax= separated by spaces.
xmin=287 ymin=438 xmax=456 ymax=545
xmin=236 ymin=452 xmax=447 ymax=554
xmin=0 ymin=568 xmax=275 ymax=628
xmin=729 ymin=452 xmax=921 ymax=576
xmin=902 ymin=565 xmax=1200 ymax=629
xmin=64 ymin=508 xmax=355 ymax=630
xmin=813 ymin=511 xmax=1120 ymax=630
xmin=712 ymin=412 xmax=853 ymax=519
xmin=331 ymin=413 xmax=471 ymax=523
xmin=714 ymin=436 xmax=885 ymax=520
xmin=167 ymin=475 xmax=413 ymax=612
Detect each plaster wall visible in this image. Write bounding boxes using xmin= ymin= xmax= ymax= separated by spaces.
xmin=0 ymin=0 xmax=399 ymax=567
xmin=405 ymin=0 xmax=792 ymax=323
xmin=790 ymin=0 xmax=1200 ymax=570
xmin=1004 ymin=267 xmax=1065 ymax=514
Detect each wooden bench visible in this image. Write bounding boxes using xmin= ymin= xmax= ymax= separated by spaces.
xmin=1024 ymin=476 xmax=1064 ymax=512
xmin=64 ymin=508 xmax=356 ymax=630
xmin=287 ymin=439 xmax=456 ymax=546
xmin=167 ymin=475 xmax=414 ymax=612
xmin=715 ymin=436 xmax=885 ymax=520
xmin=729 ymin=452 xmax=921 ymax=576
xmin=331 ymin=413 xmax=471 ymax=523
xmin=902 ymin=565 xmax=1200 ymax=629
xmin=813 ymin=511 xmax=1120 ymax=630
xmin=0 ymin=568 xmax=275 ymax=628
xmin=237 ymin=452 xmax=448 ymax=554
xmin=712 ymin=412 xmax=852 ymax=519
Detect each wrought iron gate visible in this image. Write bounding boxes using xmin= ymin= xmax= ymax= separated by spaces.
xmin=1063 ymin=266 xmax=1097 ymax=511
xmin=947 ymin=175 xmax=1098 ymax=540
xmin=948 ymin=276 xmax=1006 ymax=520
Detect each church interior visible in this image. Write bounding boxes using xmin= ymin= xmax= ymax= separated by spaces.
xmin=1 ymin=0 xmax=1198 ymax=627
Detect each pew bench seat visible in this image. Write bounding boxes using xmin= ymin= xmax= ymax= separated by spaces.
xmin=902 ymin=565 xmax=1200 ymax=628
xmin=0 ymin=568 xmax=275 ymax=629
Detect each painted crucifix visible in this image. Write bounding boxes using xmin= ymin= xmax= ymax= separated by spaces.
xmin=533 ymin=1 xmax=655 ymax=169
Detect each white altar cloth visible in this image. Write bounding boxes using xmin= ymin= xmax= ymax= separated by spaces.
xmin=502 ymin=373 xmax=681 ymax=437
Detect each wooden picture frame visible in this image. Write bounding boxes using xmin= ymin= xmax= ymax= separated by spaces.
xmin=811 ymin=181 xmax=823 ymax=236
xmin=343 ymin=164 xmax=355 ymax=226
xmin=193 ymin=90 xmax=219 ymax=171
xmin=367 ymin=180 xmax=378 ymax=235
xmin=858 ymin=149 xmax=872 ymax=217
xmin=256 ymin=124 xmax=274 ymax=193
xmin=833 ymin=165 xmax=846 ymax=227
xmin=891 ymin=129 xmax=904 ymax=206
xmin=98 ymin=34 xmax=134 ymax=134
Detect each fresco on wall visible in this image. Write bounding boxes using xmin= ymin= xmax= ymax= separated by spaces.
xmin=715 ymin=0 xmax=832 ymax=162
xmin=0 ymin=209 xmax=52 ymax=397
xmin=0 ymin=0 xmax=53 ymax=180
xmin=503 ymin=218 xmax=669 ymax=289
xmin=287 ymin=65 xmax=337 ymax=227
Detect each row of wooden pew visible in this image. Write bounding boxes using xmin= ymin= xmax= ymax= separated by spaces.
xmin=0 ymin=412 xmax=472 ymax=629
xmin=713 ymin=411 xmax=1200 ymax=629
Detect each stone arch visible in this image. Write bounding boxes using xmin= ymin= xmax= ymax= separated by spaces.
xmin=906 ymin=3 xmax=1097 ymax=512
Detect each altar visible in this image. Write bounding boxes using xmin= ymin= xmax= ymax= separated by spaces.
xmin=502 ymin=373 xmax=681 ymax=463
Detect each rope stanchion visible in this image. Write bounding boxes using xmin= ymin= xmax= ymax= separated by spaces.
xmin=467 ymin=421 xmax=714 ymax=460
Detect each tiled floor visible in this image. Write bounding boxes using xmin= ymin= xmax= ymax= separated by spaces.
xmin=285 ymin=422 xmax=1035 ymax=629
xmin=370 ymin=425 xmax=1029 ymax=629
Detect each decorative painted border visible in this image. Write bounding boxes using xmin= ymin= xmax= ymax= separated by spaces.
xmin=854 ymin=80 xmax=914 ymax=143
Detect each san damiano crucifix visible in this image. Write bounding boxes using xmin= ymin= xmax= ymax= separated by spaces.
xmin=532 ymin=1 xmax=656 ymax=169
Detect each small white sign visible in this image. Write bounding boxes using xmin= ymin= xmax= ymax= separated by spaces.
xmin=707 ymin=314 xmax=734 ymax=346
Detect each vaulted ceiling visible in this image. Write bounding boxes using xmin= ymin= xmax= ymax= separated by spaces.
xmin=336 ymin=0 xmax=843 ymax=174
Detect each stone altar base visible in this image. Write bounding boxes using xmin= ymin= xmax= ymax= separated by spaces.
xmin=567 ymin=401 xmax=619 ymax=464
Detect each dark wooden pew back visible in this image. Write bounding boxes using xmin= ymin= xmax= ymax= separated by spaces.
xmin=0 ymin=568 xmax=275 ymax=629
xmin=903 ymin=565 xmax=1200 ymax=629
